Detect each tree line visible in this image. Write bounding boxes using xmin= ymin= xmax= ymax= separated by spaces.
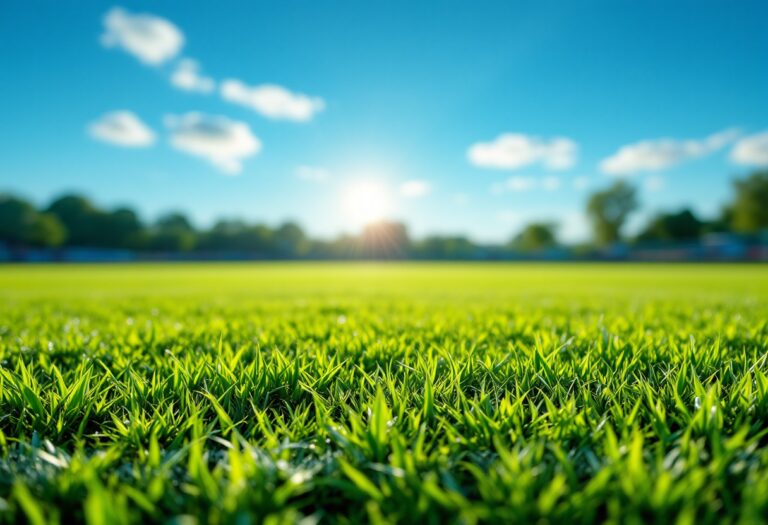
xmin=512 ymin=170 xmax=767 ymax=251
xmin=1 ymin=171 xmax=766 ymax=258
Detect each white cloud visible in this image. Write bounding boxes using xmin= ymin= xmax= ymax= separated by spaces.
xmin=730 ymin=131 xmax=768 ymax=166
xmin=101 ymin=7 xmax=184 ymax=65
xmin=572 ymin=176 xmax=589 ymax=190
xmin=493 ymin=175 xmax=565 ymax=193
xmin=468 ymin=134 xmax=577 ymax=170
xmin=296 ymin=165 xmax=329 ymax=183
xmin=506 ymin=176 xmax=536 ymax=191
xmin=165 ymin=113 xmax=261 ymax=174
xmin=645 ymin=175 xmax=665 ymax=192
xmin=220 ymin=79 xmax=325 ymax=122
xmin=400 ymin=180 xmax=431 ymax=198
xmin=600 ymin=128 xmax=740 ymax=175
xmin=88 ymin=111 xmax=155 ymax=147
xmin=171 ymin=59 xmax=215 ymax=93
xmin=542 ymin=176 xmax=561 ymax=191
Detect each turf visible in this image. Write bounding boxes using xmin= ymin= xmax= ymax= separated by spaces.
xmin=1 ymin=263 xmax=767 ymax=524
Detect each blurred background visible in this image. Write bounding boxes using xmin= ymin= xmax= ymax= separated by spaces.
xmin=1 ymin=0 xmax=766 ymax=262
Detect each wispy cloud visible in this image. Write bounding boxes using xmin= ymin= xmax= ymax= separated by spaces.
xmin=400 ymin=180 xmax=431 ymax=198
xmin=492 ymin=175 xmax=562 ymax=193
xmin=600 ymin=128 xmax=740 ymax=175
xmin=171 ymin=59 xmax=215 ymax=93
xmin=101 ymin=7 xmax=184 ymax=65
xmin=730 ymin=131 xmax=768 ymax=167
xmin=296 ymin=165 xmax=330 ymax=183
xmin=468 ymin=134 xmax=577 ymax=170
xmin=88 ymin=111 xmax=156 ymax=147
xmin=492 ymin=176 xmax=532 ymax=194
xmin=220 ymin=80 xmax=325 ymax=122
xmin=165 ymin=113 xmax=261 ymax=174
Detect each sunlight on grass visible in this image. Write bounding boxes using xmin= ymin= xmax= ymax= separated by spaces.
xmin=0 ymin=263 xmax=767 ymax=523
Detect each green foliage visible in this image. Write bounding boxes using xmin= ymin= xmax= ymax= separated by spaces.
xmin=729 ymin=170 xmax=768 ymax=233
xmin=0 ymin=195 xmax=66 ymax=248
xmin=510 ymin=222 xmax=558 ymax=252
xmin=0 ymin=263 xmax=767 ymax=524
xmin=586 ymin=181 xmax=639 ymax=246
xmin=274 ymin=222 xmax=311 ymax=257
xmin=44 ymin=196 xmax=143 ymax=249
xmin=45 ymin=194 xmax=101 ymax=246
xmin=360 ymin=222 xmax=410 ymax=259
xmin=2 ymin=172 xmax=766 ymax=256
xmin=411 ymin=235 xmax=476 ymax=260
xmin=149 ymin=212 xmax=198 ymax=252
xmin=25 ymin=213 xmax=67 ymax=248
xmin=635 ymin=208 xmax=704 ymax=243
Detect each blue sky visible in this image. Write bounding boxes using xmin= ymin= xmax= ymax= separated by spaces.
xmin=1 ymin=1 xmax=767 ymax=243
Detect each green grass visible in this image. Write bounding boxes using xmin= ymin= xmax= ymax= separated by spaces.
xmin=1 ymin=263 xmax=767 ymax=524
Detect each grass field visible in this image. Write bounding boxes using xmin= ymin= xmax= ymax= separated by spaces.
xmin=1 ymin=263 xmax=767 ymax=524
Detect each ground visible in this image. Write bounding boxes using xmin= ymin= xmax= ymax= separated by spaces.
xmin=1 ymin=263 xmax=767 ymax=524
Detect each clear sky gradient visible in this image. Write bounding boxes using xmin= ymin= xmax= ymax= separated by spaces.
xmin=1 ymin=1 xmax=767 ymax=242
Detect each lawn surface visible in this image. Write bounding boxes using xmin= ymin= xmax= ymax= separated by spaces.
xmin=1 ymin=263 xmax=767 ymax=524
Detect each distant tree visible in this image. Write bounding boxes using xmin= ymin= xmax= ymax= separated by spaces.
xmin=412 ymin=235 xmax=476 ymax=259
xmin=274 ymin=221 xmax=310 ymax=257
xmin=201 ymin=219 xmax=244 ymax=251
xmin=586 ymin=181 xmax=638 ymax=246
xmin=360 ymin=221 xmax=409 ymax=258
xmin=156 ymin=212 xmax=194 ymax=232
xmin=323 ymin=234 xmax=362 ymax=259
xmin=244 ymin=224 xmax=274 ymax=254
xmin=149 ymin=232 xmax=192 ymax=252
xmin=148 ymin=212 xmax=196 ymax=252
xmin=46 ymin=194 xmax=100 ymax=246
xmin=0 ymin=195 xmax=38 ymax=245
xmin=47 ymin=196 xmax=147 ymax=248
xmin=199 ymin=219 xmax=274 ymax=253
xmin=101 ymin=208 xmax=144 ymax=248
xmin=510 ymin=222 xmax=558 ymax=251
xmin=0 ymin=195 xmax=66 ymax=247
xmin=149 ymin=230 xmax=196 ymax=252
xmin=25 ymin=213 xmax=67 ymax=247
xmin=636 ymin=209 xmax=703 ymax=243
xmin=440 ymin=236 xmax=475 ymax=259
xmin=729 ymin=171 xmax=768 ymax=233
xmin=703 ymin=208 xmax=733 ymax=234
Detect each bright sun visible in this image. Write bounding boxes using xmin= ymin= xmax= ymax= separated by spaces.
xmin=342 ymin=180 xmax=392 ymax=228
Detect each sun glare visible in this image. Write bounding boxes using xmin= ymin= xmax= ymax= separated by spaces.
xmin=342 ymin=179 xmax=392 ymax=228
